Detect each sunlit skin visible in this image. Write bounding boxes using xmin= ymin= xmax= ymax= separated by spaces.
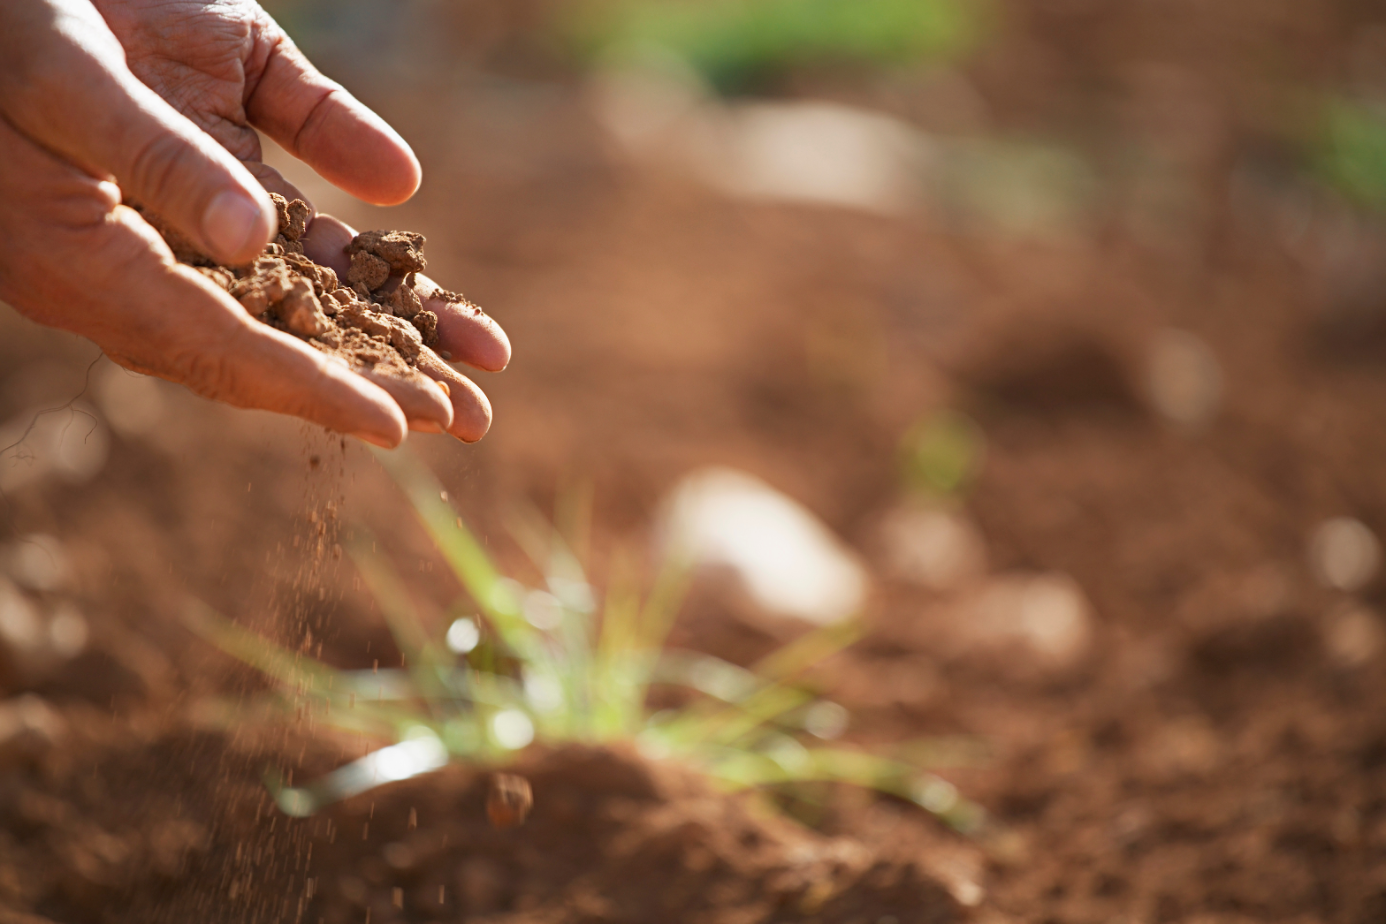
xmin=0 ymin=0 xmax=510 ymax=446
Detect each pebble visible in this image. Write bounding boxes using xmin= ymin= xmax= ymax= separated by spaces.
xmin=1308 ymin=517 xmax=1380 ymax=592
xmin=960 ymin=572 xmax=1094 ymax=670
xmin=657 ymin=467 xmax=868 ymax=624
xmin=877 ymin=504 xmax=987 ymax=591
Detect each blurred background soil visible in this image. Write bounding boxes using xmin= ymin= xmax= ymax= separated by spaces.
xmin=3 ymin=0 xmax=1386 ymax=921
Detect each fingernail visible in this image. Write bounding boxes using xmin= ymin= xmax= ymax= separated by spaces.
xmin=203 ymin=190 xmax=264 ymax=261
xmin=351 ymin=430 xmax=404 ymax=449
xmin=434 ymin=379 xmax=451 ymax=397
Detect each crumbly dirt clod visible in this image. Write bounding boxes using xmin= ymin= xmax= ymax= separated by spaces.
xmin=146 ymin=194 xmax=469 ymax=383
xmin=350 ymin=230 xmax=427 ymax=275
xmin=486 ymin=773 xmax=533 ymax=830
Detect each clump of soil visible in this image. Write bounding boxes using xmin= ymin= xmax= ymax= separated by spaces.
xmin=146 ymin=195 xmax=475 ymax=387
xmin=485 ymin=772 xmax=533 ymax=829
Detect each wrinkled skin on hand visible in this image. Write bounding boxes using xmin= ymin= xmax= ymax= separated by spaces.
xmin=0 ymin=0 xmax=509 ymax=446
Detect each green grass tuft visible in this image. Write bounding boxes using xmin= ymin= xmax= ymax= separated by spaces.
xmin=1318 ymin=98 xmax=1386 ymax=210
xmin=188 ymin=447 xmax=988 ymax=833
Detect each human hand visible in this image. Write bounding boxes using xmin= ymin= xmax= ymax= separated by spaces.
xmin=0 ymin=0 xmax=508 ymax=445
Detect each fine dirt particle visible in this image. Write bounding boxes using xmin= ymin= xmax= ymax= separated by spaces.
xmin=144 ymin=195 xmax=465 ymax=388
xmin=486 ymin=773 xmax=533 ymax=829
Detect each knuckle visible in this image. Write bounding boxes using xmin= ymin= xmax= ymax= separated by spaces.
xmin=125 ymin=130 xmax=201 ymax=209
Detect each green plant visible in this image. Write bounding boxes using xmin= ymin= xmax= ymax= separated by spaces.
xmin=188 ymin=447 xmax=987 ymax=832
xmin=1318 ymin=98 xmax=1386 ymax=210
xmin=565 ymin=0 xmax=988 ymax=94
xmin=899 ymin=409 xmax=985 ymax=498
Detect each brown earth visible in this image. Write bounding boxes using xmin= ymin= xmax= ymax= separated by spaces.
xmin=0 ymin=0 xmax=1384 ymax=922
xmin=146 ymin=193 xmax=469 ymax=391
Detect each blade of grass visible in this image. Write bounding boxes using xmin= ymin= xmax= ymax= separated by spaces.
xmin=751 ymin=618 xmax=862 ymax=682
xmin=635 ymin=548 xmax=692 ymax=655
xmin=185 ymin=601 xmax=341 ymax=696
xmin=593 ymin=545 xmax=645 ymax=737
xmin=370 ymin=447 xmax=535 ymax=655
xmin=698 ymin=743 xmax=987 ymax=833
xmin=554 ymin=476 xmax=595 ymax=572
xmin=349 ymin=539 xmax=455 ymax=708
xmin=661 ymin=619 xmax=863 ymax=745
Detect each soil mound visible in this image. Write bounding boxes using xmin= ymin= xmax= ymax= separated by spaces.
xmin=0 ymin=720 xmax=960 ymax=924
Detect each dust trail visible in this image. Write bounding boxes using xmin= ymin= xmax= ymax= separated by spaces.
xmin=212 ymin=426 xmax=352 ymax=923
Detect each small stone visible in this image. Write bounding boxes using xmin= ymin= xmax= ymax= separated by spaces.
xmin=1325 ymin=604 xmax=1384 ymax=667
xmin=486 ymin=774 xmax=532 ymax=829
xmin=958 ymin=572 xmax=1093 ymax=671
xmin=1308 ymin=517 xmax=1380 ymax=592
xmin=1148 ymin=328 xmax=1221 ymax=425
xmin=877 ymin=504 xmax=987 ymax=591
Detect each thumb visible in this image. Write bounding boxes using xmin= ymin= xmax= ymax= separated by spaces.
xmin=0 ymin=0 xmax=275 ymax=264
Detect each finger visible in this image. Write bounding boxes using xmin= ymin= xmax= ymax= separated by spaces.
xmin=270 ymin=209 xmax=479 ymax=436
xmin=242 ymin=161 xmax=316 ymax=217
xmin=303 ymin=214 xmax=510 ymax=372
xmin=357 ymin=368 xmax=454 ymax=434
xmin=115 ymin=274 xmax=410 ymax=447
xmin=97 ymin=213 xmax=409 ymax=447
xmin=414 ymin=276 xmax=512 ymax=372
xmin=0 ymin=104 xmax=405 ymax=446
xmin=247 ymin=29 xmax=421 ymax=206
xmin=299 ymin=212 xmax=355 ymax=278
xmin=414 ymin=351 xmax=493 ymax=443
xmin=0 ymin=1 xmax=274 ymax=264
xmin=296 ymin=212 xmax=487 ymax=439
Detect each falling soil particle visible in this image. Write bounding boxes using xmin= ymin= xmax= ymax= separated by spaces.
xmin=486 ymin=772 xmax=533 ymax=829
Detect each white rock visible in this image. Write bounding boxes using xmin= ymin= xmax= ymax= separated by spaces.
xmin=0 ymin=694 xmax=64 ymax=747
xmin=684 ymin=101 xmax=928 ymax=214
xmin=964 ymin=572 xmax=1093 ymax=668
xmin=48 ymin=603 xmax=88 ymax=659
xmin=658 ymin=467 xmax=868 ymax=624
xmin=5 ymin=533 xmax=71 ymax=592
xmin=588 ymin=55 xmax=708 ymax=152
xmin=1147 ymin=328 xmax=1222 ymax=425
xmin=878 ymin=505 xmax=987 ymax=591
xmin=0 ymin=578 xmax=41 ymax=654
xmin=591 ymin=67 xmax=1093 ymax=233
xmin=1325 ymin=605 xmax=1383 ymax=667
xmin=591 ymin=64 xmax=927 ymax=216
xmin=1308 ymin=517 xmax=1380 ymax=592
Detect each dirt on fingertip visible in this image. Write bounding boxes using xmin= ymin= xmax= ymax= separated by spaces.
xmin=142 ymin=194 xmax=480 ymax=385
